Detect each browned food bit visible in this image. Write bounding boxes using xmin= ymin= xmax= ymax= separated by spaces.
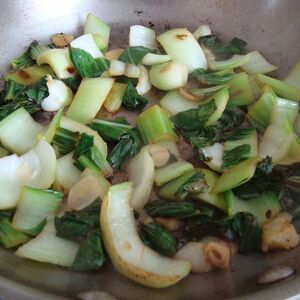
xmin=51 ymin=33 xmax=74 ymax=47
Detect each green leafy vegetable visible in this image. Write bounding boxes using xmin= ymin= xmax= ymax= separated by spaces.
xmin=190 ymin=68 xmax=235 ymax=85
xmin=72 ymin=230 xmax=106 ymax=271
xmin=0 ymin=219 xmax=31 ymax=249
xmin=0 ymin=210 xmax=15 ymax=221
xmin=140 ymin=222 xmax=178 ymax=257
xmin=69 ymin=47 xmax=110 ymax=78
xmin=74 ymin=133 xmax=94 ymax=158
xmin=52 ymin=127 xmax=80 ymax=156
xmin=55 ymin=201 xmax=100 ymax=240
xmin=122 ymin=82 xmax=148 ymax=111
xmin=108 ymin=128 xmax=141 ymax=169
xmin=90 ymin=118 xmax=133 ymax=142
xmin=226 ymin=212 xmax=262 ymax=253
xmin=199 ymin=35 xmax=247 ymax=58
xmin=145 ymin=199 xmax=201 ymax=219
xmin=119 ymin=46 xmax=156 ymax=65
xmin=62 ymin=77 xmax=82 ymax=90
xmin=171 ymin=101 xmax=216 ymax=131
xmin=222 ymin=144 xmax=251 ymax=169
xmin=0 ymin=78 xmax=48 ymax=121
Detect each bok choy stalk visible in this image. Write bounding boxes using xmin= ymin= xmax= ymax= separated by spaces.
xmin=137 ymin=105 xmax=177 ymax=144
xmin=0 ymin=219 xmax=31 ymax=248
xmin=41 ymin=108 xmax=64 ymax=143
xmin=270 ymin=97 xmax=299 ymax=125
xmin=145 ymin=199 xmax=201 ymax=219
xmin=256 ymin=73 xmax=300 ymax=101
xmin=4 ymin=65 xmax=52 ymax=85
xmin=54 ymin=152 xmax=81 ymax=193
xmin=108 ymin=129 xmax=141 ymax=169
xmin=72 ymin=229 xmax=106 ymax=271
xmin=213 ymin=157 xmax=260 ymax=193
xmin=259 ymin=119 xmax=300 ymax=165
xmin=157 ymin=28 xmax=207 ymax=72
xmin=16 ymin=221 xmax=80 ymax=267
xmin=154 ymin=161 xmax=194 ymax=186
xmin=41 ymin=75 xmax=73 ymax=111
xmin=241 ymin=51 xmax=277 ymax=74
xmin=136 ymin=65 xmax=152 ymax=95
xmin=37 ymin=48 xmax=76 ymax=79
xmin=90 ymin=118 xmax=133 ymax=142
xmin=247 ymin=86 xmax=277 ymax=132
xmin=84 ymin=13 xmax=110 ymax=50
xmin=149 ymin=61 xmax=188 ymax=91
xmin=193 ymin=24 xmax=212 ymax=40
xmin=284 ymin=61 xmax=300 ymax=89
xmin=228 ymin=72 xmax=254 ymax=106
xmin=126 ymin=148 xmax=155 ymax=211
xmin=208 ymin=53 xmax=252 ymax=70
xmin=70 ymin=34 xmax=103 ymax=58
xmin=140 ymin=221 xmax=178 ymax=257
xmin=141 ymin=53 xmax=172 ymax=66
xmin=12 ymin=187 xmax=63 ymax=235
xmin=0 ymin=144 xmax=9 ymax=158
xmin=66 ymin=77 xmax=114 ymax=124
xmin=0 ymin=107 xmax=43 ymax=154
xmin=103 ymin=82 xmax=127 ymax=113
xmin=69 ymin=47 xmax=110 ymax=78
xmin=129 ymin=25 xmax=157 ymax=50
xmin=160 ymin=90 xmax=199 ymax=116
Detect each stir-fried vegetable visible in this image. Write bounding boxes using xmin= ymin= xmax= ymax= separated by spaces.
xmin=0 ymin=12 xmax=299 ymax=290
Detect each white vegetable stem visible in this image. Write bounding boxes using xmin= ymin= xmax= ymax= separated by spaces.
xmin=41 ymin=75 xmax=73 ymax=112
xmin=126 ymin=148 xmax=155 ymax=211
xmin=129 ymin=25 xmax=157 ymax=50
xmin=193 ymin=24 xmax=212 ymax=40
xmin=241 ymin=51 xmax=277 ymax=74
xmin=149 ymin=61 xmax=188 ymax=91
xmin=157 ymin=28 xmax=207 ymax=72
xmin=136 ymin=65 xmax=151 ymax=95
xmin=141 ymin=53 xmax=172 ymax=66
xmin=70 ymin=33 xmax=103 ymax=58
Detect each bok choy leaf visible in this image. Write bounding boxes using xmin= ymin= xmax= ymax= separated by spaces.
xmin=119 ymin=46 xmax=156 ymax=65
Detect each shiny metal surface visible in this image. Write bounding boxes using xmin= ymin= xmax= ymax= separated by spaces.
xmin=0 ymin=0 xmax=300 ymax=299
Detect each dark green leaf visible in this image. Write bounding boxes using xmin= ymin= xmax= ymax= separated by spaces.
xmin=108 ymin=128 xmax=141 ymax=169
xmin=74 ymin=133 xmax=94 ymax=158
xmin=72 ymin=230 xmax=106 ymax=271
xmin=0 ymin=210 xmax=15 ymax=221
xmin=171 ymin=101 xmax=217 ymax=131
xmin=122 ymin=82 xmax=148 ymax=111
xmin=119 ymin=46 xmax=156 ymax=65
xmin=69 ymin=47 xmax=110 ymax=78
xmin=199 ymin=35 xmax=247 ymax=58
xmin=115 ymin=75 xmax=138 ymax=86
xmin=52 ymin=127 xmax=80 ymax=156
xmin=3 ymin=80 xmax=25 ymax=101
xmin=140 ymin=222 xmax=178 ymax=256
xmin=62 ymin=77 xmax=81 ymax=90
xmin=226 ymin=212 xmax=262 ymax=253
xmin=222 ymin=144 xmax=251 ymax=169
xmin=255 ymin=156 xmax=273 ymax=177
xmin=55 ymin=200 xmax=100 ymax=240
xmin=0 ymin=219 xmax=31 ymax=249
xmin=90 ymin=118 xmax=133 ymax=142
xmin=190 ymin=68 xmax=235 ymax=85
xmin=227 ymin=128 xmax=255 ymax=141
xmin=145 ymin=199 xmax=201 ymax=219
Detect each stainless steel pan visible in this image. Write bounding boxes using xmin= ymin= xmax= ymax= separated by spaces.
xmin=0 ymin=1 xmax=300 ymax=299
